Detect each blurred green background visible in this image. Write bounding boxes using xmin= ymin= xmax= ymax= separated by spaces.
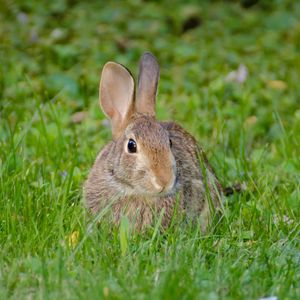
xmin=0 ymin=1 xmax=299 ymax=299
xmin=1 ymin=0 xmax=299 ymax=178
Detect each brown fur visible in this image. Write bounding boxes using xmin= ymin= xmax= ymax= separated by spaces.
xmin=84 ymin=53 xmax=223 ymax=231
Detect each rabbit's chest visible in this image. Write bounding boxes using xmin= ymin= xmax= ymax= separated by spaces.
xmin=112 ymin=195 xmax=182 ymax=229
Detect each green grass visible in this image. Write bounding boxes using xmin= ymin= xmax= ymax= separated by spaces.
xmin=0 ymin=0 xmax=300 ymax=299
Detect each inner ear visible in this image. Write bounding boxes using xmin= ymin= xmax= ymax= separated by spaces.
xmin=99 ymin=62 xmax=135 ymax=139
xmin=136 ymin=52 xmax=160 ymax=116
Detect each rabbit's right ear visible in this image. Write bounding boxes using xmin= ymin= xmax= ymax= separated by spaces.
xmin=136 ymin=52 xmax=160 ymax=116
xmin=99 ymin=62 xmax=135 ymax=139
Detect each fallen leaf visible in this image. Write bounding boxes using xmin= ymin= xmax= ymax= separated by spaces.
xmin=266 ymin=80 xmax=287 ymax=90
xmin=67 ymin=231 xmax=80 ymax=248
xmin=244 ymin=115 xmax=257 ymax=127
xmin=50 ymin=28 xmax=68 ymax=42
xmin=103 ymin=287 xmax=109 ymax=297
xmin=245 ymin=240 xmax=257 ymax=246
xmin=226 ymin=64 xmax=248 ymax=84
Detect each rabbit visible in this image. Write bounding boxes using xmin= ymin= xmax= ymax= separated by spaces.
xmin=84 ymin=52 xmax=223 ymax=231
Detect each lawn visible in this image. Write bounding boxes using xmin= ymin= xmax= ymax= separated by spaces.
xmin=0 ymin=1 xmax=299 ymax=299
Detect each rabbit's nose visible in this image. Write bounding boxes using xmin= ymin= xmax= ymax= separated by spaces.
xmin=151 ymin=171 xmax=175 ymax=193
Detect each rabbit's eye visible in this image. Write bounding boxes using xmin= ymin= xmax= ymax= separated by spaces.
xmin=169 ymin=139 xmax=172 ymax=148
xmin=127 ymin=139 xmax=137 ymax=153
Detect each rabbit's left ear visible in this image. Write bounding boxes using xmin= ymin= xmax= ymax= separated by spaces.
xmin=99 ymin=62 xmax=135 ymax=139
xmin=136 ymin=52 xmax=160 ymax=116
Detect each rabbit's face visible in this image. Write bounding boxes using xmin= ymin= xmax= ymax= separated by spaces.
xmin=98 ymin=53 xmax=177 ymax=197
xmin=114 ymin=115 xmax=176 ymax=196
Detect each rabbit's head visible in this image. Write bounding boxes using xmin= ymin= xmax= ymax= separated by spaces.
xmin=99 ymin=53 xmax=176 ymax=196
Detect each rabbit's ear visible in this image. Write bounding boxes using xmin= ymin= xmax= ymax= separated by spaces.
xmin=99 ymin=62 xmax=135 ymax=138
xmin=136 ymin=52 xmax=160 ymax=116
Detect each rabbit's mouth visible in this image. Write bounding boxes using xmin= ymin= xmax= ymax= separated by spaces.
xmin=154 ymin=174 xmax=179 ymax=197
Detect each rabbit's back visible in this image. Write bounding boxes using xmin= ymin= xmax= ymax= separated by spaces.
xmin=161 ymin=121 xmax=222 ymax=219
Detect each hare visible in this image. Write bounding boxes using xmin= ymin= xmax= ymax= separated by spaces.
xmin=84 ymin=52 xmax=223 ymax=230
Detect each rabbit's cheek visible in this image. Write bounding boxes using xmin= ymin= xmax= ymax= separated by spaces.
xmin=134 ymin=151 xmax=153 ymax=174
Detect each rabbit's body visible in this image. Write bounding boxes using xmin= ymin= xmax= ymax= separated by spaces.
xmin=84 ymin=53 xmax=223 ymax=230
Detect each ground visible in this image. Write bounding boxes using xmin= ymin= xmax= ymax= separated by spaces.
xmin=0 ymin=1 xmax=299 ymax=299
